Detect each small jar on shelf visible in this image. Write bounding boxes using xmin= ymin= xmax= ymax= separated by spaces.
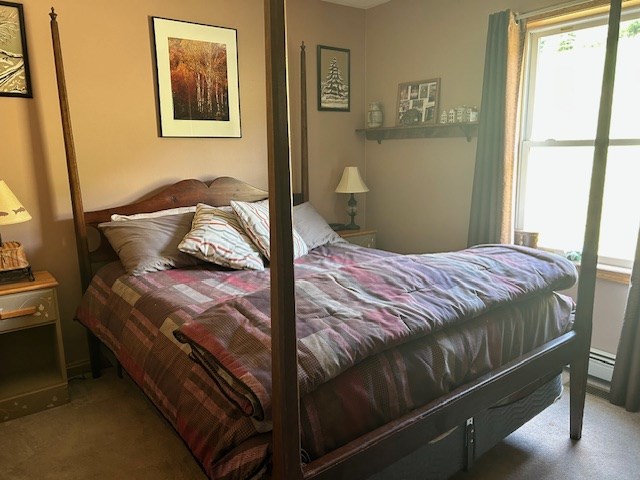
xmin=367 ymin=103 xmax=383 ymax=128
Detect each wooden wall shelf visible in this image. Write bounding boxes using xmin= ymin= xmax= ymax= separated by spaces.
xmin=356 ymin=122 xmax=478 ymax=143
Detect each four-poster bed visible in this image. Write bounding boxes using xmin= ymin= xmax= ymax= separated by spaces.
xmin=48 ymin=0 xmax=623 ymax=477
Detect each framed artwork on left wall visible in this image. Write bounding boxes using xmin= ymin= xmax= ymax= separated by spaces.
xmin=152 ymin=17 xmax=241 ymax=138
xmin=317 ymin=45 xmax=350 ymax=112
xmin=0 ymin=1 xmax=32 ymax=98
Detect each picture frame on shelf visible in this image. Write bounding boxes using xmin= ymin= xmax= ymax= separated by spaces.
xmin=317 ymin=45 xmax=350 ymax=112
xmin=0 ymin=1 xmax=32 ymax=98
xmin=152 ymin=17 xmax=241 ymax=138
xmin=396 ymin=78 xmax=440 ymax=126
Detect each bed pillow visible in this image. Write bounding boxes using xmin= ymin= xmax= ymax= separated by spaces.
xmin=230 ymin=200 xmax=308 ymax=260
xmin=178 ymin=204 xmax=264 ymax=270
xmin=99 ymin=212 xmax=201 ymax=275
xmin=292 ymin=202 xmax=344 ymax=250
xmin=110 ymin=205 xmax=197 ymax=221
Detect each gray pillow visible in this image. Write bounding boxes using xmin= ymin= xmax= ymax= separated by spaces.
xmin=292 ymin=202 xmax=344 ymax=250
xmin=99 ymin=213 xmax=202 ymax=275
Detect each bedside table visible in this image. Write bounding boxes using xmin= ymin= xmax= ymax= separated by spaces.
xmin=0 ymin=271 xmax=69 ymax=422
xmin=338 ymin=229 xmax=377 ymax=248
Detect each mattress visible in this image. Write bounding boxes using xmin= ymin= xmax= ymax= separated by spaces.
xmin=75 ymin=243 xmax=575 ymax=479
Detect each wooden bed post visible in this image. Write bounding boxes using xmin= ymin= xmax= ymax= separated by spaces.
xmin=301 ymin=42 xmax=309 ymax=203
xmin=265 ymin=0 xmax=303 ymax=478
xmin=570 ymin=0 xmax=621 ymax=440
xmin=50 ymin=9 xmax=103 ymax=378
xmin=49 ymin=9 xmax=91 ymax=293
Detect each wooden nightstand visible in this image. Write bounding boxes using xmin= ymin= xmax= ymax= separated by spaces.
xmin=338 ymin=229 xmax=377 ymax=248
xmin=0 ymin=271 xmax=69 ymax=421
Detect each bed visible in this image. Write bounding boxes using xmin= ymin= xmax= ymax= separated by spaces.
xmin=72 ymin=194 xmax=577 ymax=479
xmin=48 ymin=3 xmax=602 ymax=479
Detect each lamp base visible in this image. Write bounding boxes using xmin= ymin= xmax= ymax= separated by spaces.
xmin=345 ymin=193 xmax=361 ymax=230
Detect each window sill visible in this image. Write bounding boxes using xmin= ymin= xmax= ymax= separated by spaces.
xmin=533 ymin=247 xmax=631 ymax=285
xmin=575 ymin=263 xmax=631 ymax=285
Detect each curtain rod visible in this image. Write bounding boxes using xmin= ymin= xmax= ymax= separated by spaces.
xmin=515 ymin=0 xmax=598 ymax=21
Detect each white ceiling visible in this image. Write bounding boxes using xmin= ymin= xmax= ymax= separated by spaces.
xmin=321 ymin=0 xmax=390 ymax=9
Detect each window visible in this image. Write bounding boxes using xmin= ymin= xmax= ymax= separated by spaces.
xmin=516 ymin=8 xmax=640 ymax=269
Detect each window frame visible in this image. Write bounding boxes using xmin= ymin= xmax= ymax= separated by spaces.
xmin=515 ymin=6 xmax=640 ymax=270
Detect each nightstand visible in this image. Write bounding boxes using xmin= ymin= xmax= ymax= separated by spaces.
xmin=0 ymin=271 xmax=69 ymax=421
xmin=338 ymin=229 xmax=377 ymax=248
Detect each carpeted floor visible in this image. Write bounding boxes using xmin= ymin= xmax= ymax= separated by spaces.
xmin=0 ymin=369 xmax=638 ymax=479
xmin=0 ymin=369 xmax=206 ymax=480
xmin=452 ymin=380 xmax=640 ymax=480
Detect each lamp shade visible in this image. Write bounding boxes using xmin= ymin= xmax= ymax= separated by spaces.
xmin=335 ymin=167 xmax=369 ymax=194
xmin=0 ymin=180 xmax=31 ymax=226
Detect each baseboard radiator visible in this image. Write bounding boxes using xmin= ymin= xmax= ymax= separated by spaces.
xmin=588 ymin=348 xmax=616 ymax=383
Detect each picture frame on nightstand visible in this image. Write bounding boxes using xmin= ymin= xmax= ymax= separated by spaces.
xmin=338 ymin=229 xmax=377 ymax=249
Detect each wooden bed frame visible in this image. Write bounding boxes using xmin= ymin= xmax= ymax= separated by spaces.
xmin=49 ymin=1 xmax=623 ymax=478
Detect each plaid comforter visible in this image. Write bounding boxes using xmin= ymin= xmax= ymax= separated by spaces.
xmin=76 ymin=243 xmax=576 ymax=479
xmin=174 ymin=244 xmax=576 ymax=422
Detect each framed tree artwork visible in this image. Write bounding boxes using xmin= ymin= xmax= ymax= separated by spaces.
xmin=396 ymin=78 xmax=440 ymax=126
xmin=152 ymin=17 xmax=241 ymax=137
xmin=317 ymin=45 xmax=350 ymax=112
xmin=0 ymin=1 xmax=32 ymax=98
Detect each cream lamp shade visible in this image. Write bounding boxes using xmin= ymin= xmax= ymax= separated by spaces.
xmin=0 ymin=180 xmax=31 ymax=245
xmin=335 ymin=167 xmax=369 ymax=230
xmin=335 ymin=166 xmax=369 ymax=194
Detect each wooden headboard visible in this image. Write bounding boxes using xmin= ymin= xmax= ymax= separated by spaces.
xmin=82 ymin=177 xmax=268 ymax=280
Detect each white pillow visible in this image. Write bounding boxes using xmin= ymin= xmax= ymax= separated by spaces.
xmin=230 ymin=200 xmax=308 ymax=260
xmin=111 ymin=206 xmax=197 ymax=221
xmin=178 ymin=204 xmax=264 ymax=270
xmin=292 ymin=202 xmax=344 ymax=250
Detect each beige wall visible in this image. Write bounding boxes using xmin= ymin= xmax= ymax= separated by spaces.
xmin=2 ymin=0 xmax=365 ymax=370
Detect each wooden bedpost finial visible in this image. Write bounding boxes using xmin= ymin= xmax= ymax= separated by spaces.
xmin=301 ymin=41 xmax=305 ymax=51
xmin=50 ymin=7 xmax=57 ymax=21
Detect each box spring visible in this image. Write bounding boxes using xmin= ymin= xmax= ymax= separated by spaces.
xmin=368 ymin=372 xmax=563 ymax=479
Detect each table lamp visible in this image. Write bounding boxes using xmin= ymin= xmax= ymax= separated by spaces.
xmin=0 ymin=180 xmax=34 ymax=282
xmin=335 ymin=166 xmax=369 ymax=230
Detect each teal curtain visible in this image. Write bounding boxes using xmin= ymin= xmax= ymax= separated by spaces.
xmin=610 ymin=227 xmax=640 ymax=411
xmin=467 ymin=11 xmax=524 ymax=246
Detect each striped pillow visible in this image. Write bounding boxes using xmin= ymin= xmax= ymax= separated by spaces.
xmin=178 ymin=204 xmax=264 ymax=270
xmin=231 ymin=200 xmax=308 ymax=260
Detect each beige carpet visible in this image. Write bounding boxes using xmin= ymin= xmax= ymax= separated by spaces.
xmin=452 ymin=379 xmax=640 ymax=480
xmin=0 ymin=369 xmax=638 ymax=479
xmin=0 ymin=369 xmax=206 ymax=480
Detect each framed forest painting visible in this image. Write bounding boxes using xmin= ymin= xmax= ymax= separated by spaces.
xmin=0 ymin=1 xmax=32 ymax=98
xmin=317 ymin=45 xmax=350 ymax=112
xmin=152 ymin=17 xmax=241 ymax=137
